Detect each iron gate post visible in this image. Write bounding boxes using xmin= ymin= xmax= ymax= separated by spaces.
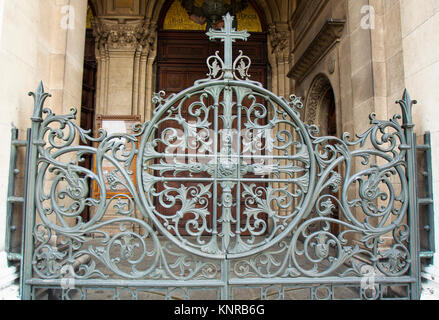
xmin=221 ymin=259 xmax=230 ymax=299
xmin=6 ymin=127 xmax=23 ymax=261
xmin=416 ymin=132 xmax=435 ymax=261
xmin=397 ymin=90 xmax=421 ymax=299
xmin=6 ymin=127 xmax=31 ymax=275
xmin=20 ymin=82 xmax=51 ymax=300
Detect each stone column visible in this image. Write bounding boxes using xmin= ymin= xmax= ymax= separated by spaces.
xmin=93 ymin=18 xmax=155 ymax=119
xmin=267 ymin=23 xmax=293 ymax=223
xmin=268 ymin=24 xmax=291 ymax=98
xmin=137 ymin=22 xmax=157 ymax=120
xmin=0 ymin=0 xmax=87 ymax=299
xmin=91 ymin=18 xmax=156 ymax=234
xmin=268 ymin=24 xmax=291 ymax=97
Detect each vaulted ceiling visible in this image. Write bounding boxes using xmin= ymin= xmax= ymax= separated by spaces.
xmin=89 ymin=0 xmax=298 ymax=25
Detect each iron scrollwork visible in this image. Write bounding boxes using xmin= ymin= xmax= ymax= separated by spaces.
xmin=22 ymin=13 xmax=420 ymax=300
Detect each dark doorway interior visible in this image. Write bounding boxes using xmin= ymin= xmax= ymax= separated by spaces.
xmin=80 ymin=28 xmax=97 ymax=222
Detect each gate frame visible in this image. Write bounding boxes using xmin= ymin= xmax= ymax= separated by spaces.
xmin=18 ymin=14 xmax=423 ymax=300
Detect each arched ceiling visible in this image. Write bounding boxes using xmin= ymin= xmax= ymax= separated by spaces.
xmin=88 ymin=0 xmax=296 ymax=26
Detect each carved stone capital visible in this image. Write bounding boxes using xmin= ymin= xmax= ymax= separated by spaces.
xmin=268 ymin=24 xmax=290 ymax=59
xmin=142 ymin=22 xmax=157 ymax=55
xmin=92 ymin=18 xmax=154 ymax=54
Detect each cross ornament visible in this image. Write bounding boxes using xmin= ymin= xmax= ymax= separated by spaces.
xmin=206 ymin=13 xmax=250 ymax=79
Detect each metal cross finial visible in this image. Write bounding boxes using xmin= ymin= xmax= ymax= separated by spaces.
xmin=206 ymin=13 xmax=250 ymax=79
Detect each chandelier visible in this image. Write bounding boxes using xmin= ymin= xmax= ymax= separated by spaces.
xmin=179 ymin=0 xmax=249 ymax=30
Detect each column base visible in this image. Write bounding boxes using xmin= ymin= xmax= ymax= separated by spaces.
xmin=0 ymin=251 xmax=19 ymax=300
xmin=421 ymin=264 xmax=439 ymax=300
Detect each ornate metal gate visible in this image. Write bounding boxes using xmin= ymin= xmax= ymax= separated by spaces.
xmin=21 ymin=14 xmax=421 ymax=300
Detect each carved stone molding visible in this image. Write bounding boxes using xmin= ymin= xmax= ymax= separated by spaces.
xmin=269 ymin=25 xmax=288 ymax=52
xmin=290 ymin=0 xmax=328 ymax=38
xmin=287 ymin=19 xmax=345 ymax=83
xmin=90 ymin=0 xmax=146 ymax=17
xmin=304 ymin=74 xmax=332 ymax=125
xmin=327 ymin=53 xmax=336 ymax=74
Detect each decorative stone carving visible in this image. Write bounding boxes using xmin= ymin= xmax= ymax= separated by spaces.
xmin=143 ymin=22 xmax=157 ymax=54
xmin=92 ymin=18 xmax=155 ymax=53
xmin=268 ymin=24 xmax=289 ymax=61
xmin=91 ymin=16 xmax=157 ymax=118
xmin=288 ymin=19 xmax=345 ymax=83
xmin=304 ymin=74 xmax=332 ymax=125
xmin=290 ymin=0 xmax=326 ymax=39
xmin=327 ymin=53 xmax=336 ymax=74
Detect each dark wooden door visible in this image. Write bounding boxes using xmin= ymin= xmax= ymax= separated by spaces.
xmin=156 ymin=30 xmax=267 ymax=236
xmin=80 ymin=29 xmax=97 ymax=222
xmin=157 ymin=31 xmax=267 ymax=92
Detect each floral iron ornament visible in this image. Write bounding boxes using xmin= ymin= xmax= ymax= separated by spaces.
xmin=21 ymin=13 xmax=421 ymax=300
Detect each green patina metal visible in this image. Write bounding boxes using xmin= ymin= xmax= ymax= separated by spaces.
xmin=416 ymin=132 xmax=435 ymax=264
xmin=19 ymin=13 xmax=423 ymax=300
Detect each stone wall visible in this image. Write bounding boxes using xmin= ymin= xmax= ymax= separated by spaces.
xmin=289 ymin=0 xmax=347 ymax=135
xmin=398 ymin=0 xmax=439 ymax=299
xmin=0 ymin=0 xmax=87 ymax=298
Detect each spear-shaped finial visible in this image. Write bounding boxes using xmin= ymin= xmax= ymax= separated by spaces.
xmin=396 ymin=89 xmax=417 ymax=128
xmin=29 ymin=81 xmax=51 ymax=121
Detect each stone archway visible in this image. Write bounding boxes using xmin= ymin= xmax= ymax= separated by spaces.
xmin=89 ymin=0 xmax=292 ymax=123
xmin=148 ymin=0 xmax=290 ymax=97
xmin=305 ymin=73 xmax=338 ymax=234
xmin=305 ymin=73 xmax=336 ymax=136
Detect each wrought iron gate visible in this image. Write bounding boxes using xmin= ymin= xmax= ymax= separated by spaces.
xmin=20 ymin=14 xmax=422 ymax=300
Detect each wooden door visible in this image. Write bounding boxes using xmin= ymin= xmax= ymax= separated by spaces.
xmin=80 ymin=28 xmax=97 ymax=222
